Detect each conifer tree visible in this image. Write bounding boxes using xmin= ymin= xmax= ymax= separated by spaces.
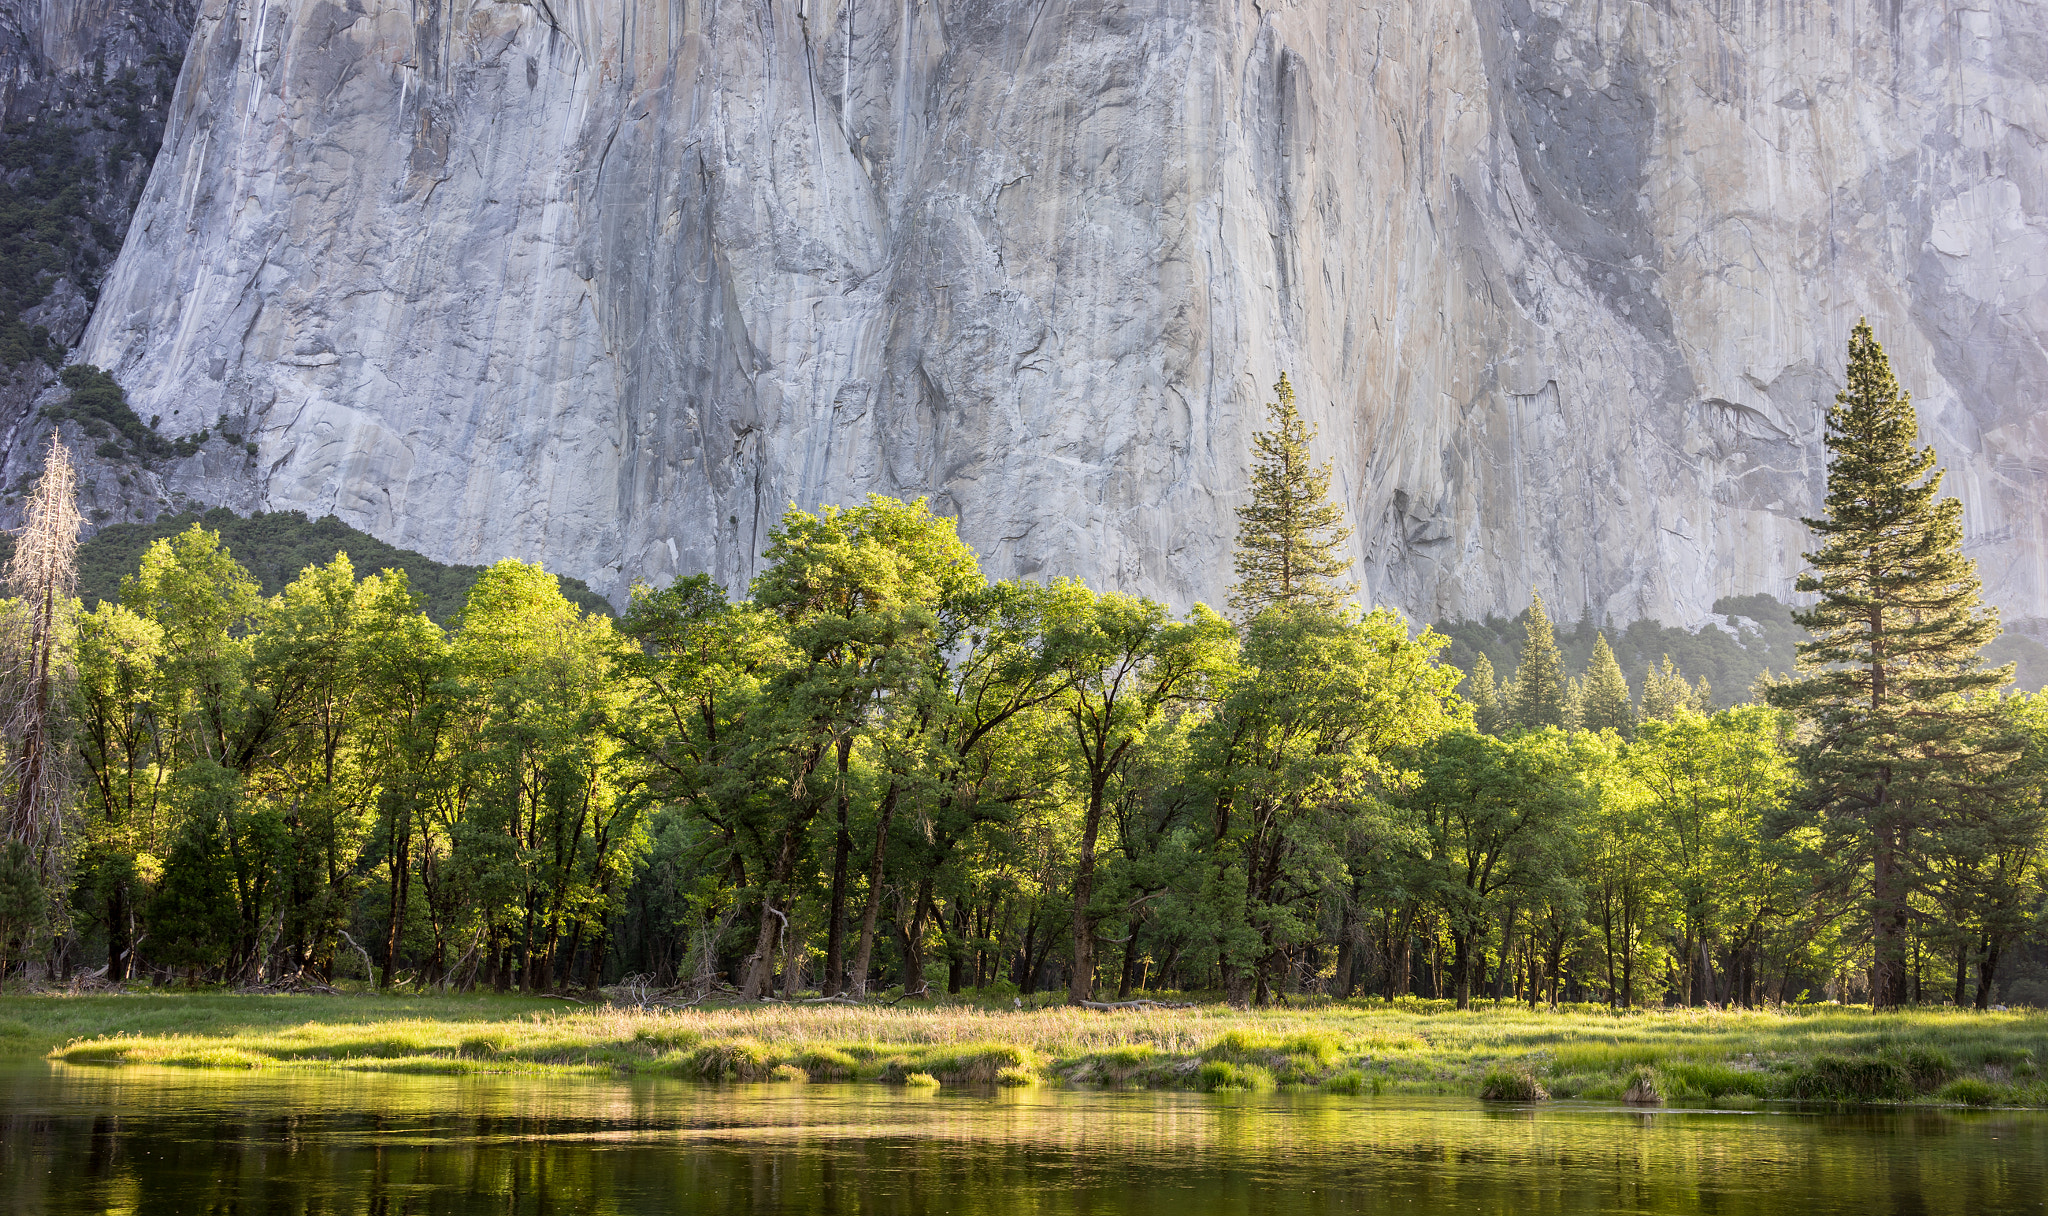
xmin=1466 ymin=653 xmax=1507 ymax=735
xmin=1578 ymin=633 xmax=1637 ymax=736
xmin=1230 ymin=374 xmax=1354 ymax=616
xmin=3 ymin=436 xmax=80 ymax=880
xmin=1641 ymin=656 xmax=1706 ymax=721
xmin=1506 ymin=592 xmax=1568 ymax=730
xmin=1764 ymin=319 xmax=2016 ymax=1008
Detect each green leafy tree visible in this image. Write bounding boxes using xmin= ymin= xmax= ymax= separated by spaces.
xmin=615 ymin=575 xmax=784 ymax=994
xmin=1577 ymin=633 xmax=1636 ymax=736
xmin=452 ymin=561 xmax=630 ymax=994
xmin=1928 ymin=690 xmax=2048 ymax=1007
xmin=71 ymin=600 xmax=166 ymax=980
xmin=1506 ymin=593 xmax=1568 ymax=730
xmin=1050 ymin=591 xmax=1231 ymax=1003
xmin=1765 ymin=319 xmax=2017 ymax=1008
xmin=1196 ymin=607 xmax=1465 ymax=1005
xmin=745 ymin=496 xmax=980 ymax=999
xmin=1229 ymin=374 xmax=1354 ymax=616
xmin=1386 ymin=727 xmax=1587 ymax=1008
xmin=1627 ymin=707 xmax=1799 ymax=1005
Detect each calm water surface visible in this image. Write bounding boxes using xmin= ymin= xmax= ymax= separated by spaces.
xmin=1 ymin=1062 xmax=2043 ymax=1214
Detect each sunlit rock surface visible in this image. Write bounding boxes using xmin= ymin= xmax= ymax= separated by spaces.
xmin=69 ymin=0 xmax=2048 ymax=621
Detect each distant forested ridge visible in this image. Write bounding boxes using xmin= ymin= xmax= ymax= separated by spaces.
xmin=67 ymin=509 xmax=612 ymax=622
xmin=1436 ymin=593 xmax=2048 ymax=699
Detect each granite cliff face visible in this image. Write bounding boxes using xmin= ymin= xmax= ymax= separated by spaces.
xmin=0 ymin=0 xmax=190 ymax=450
xmin=40 ymin=0 xmax=2048 ymax=624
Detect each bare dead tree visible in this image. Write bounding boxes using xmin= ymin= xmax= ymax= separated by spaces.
xmin=3 ymin=436 xmax=82 ymax=881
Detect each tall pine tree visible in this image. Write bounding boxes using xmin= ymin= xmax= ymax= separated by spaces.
xmin=1230 ymin=374 xmax=1354 ymax=616
xmin=1765 ymin=319 xmax=2016 ymax=1008
xmin=1506 ymin=592 xmax=1569 ymax=730
xmin=1578 ymin=633 xmax=1637 ymax=736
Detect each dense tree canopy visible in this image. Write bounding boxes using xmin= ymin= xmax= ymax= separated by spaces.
xmin=0 ymin=326 xmax=2041 ymax=1011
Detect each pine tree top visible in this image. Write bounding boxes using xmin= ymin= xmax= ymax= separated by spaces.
xmin=1782 ymin=320 xmax=2006 ymax=706
xmin=1766 ymin=319 xmax=2016 ymax=805
xmin=1230 ymin=374 xmax=1355 ymax=617
xmin=1466 ymin=652 xmax=1505 ymax=734
xmin=1578 ymin=631 xmax=1637 ymax=736
xmin=1507 ymin=591 xmax=1568 ymax=730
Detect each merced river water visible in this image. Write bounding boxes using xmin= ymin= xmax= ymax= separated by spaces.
xmin=1 ymin=1062 xmax=2043 ymax=1214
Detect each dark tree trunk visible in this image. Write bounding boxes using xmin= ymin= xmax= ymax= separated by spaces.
xmin=107 ymin=884 xmax=130 ymax=982
xmin=1066 ymin=774 xmax=1110 ymax=1004
xmin=821 ymin=736 xmax=854 ymax=997
xmin=1974 ymin=936 xmax=2003 ymax=1010
xmin=1869 ymin=821 xmax=1911 ymax=1009
xmin=1117 ymin=929 xmax=1142 ymax=1000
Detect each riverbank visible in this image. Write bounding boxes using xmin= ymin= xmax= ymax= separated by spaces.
xmin=5 ymin=993 xmax=2043 ymax=1106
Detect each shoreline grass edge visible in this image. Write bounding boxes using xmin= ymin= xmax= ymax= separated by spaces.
xmin=4 ymin=994 xmax=2044 ymax=1108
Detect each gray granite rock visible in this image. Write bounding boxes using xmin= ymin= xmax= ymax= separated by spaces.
xmin=62 ymin=0 xmax=2048 ymax=626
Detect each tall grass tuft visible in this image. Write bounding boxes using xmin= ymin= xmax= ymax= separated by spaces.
xmin=1479 ymin=1065 xmax=1547 ymax=1102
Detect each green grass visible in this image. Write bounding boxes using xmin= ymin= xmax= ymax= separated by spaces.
xmin=6 ymin=993 xmax=2044 ymax=1106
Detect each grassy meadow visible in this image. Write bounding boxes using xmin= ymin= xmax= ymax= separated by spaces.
xmin=1 ymin=993 xmax=2042 ymax=1107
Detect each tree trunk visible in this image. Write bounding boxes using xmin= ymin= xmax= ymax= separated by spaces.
xmin=1333 ymin=901 xmax=1356 ymax=998
xmin=1117 ymin=930 xmax=1142 ymax=999
xmin=900 ymin=877 xmax=934 ymax=994
xmin=1869 ymin=823 xmax=1911 ymax=1009
xmin=1452 ymin=929 xmax=1472 ymax=1010
xmin=847 ymin=782 xmax=900 ymax=998
xmin=1974 ymin=935 xmax=2002 ymax=1009
xmin=1953 ymin=940 xmax=1970 ymax=1007
xmin=1391 ymin=901 xmax=1417 ymax=999
xmin=1221 ymin=958 xmax=1251 ymax=1008
xmin=742 ymin=810 xmax=812 ymax=998
xmin=380 ymin=815 xmax=410 ymax=990
xmin=779 ymin=913 xmax=807 ymax=999
xmin=1066 ymin=773 xmax=1110 ymax=1004
xmin=107 ymin=883 xmax=130 ymax=982
xmin=821 ymin=736 xmax=854 ymax=997
xmin=1492 ymin=908 xmax=1518 ymax=1002
xmin=947 ymin=901 xmax=968 ymax=995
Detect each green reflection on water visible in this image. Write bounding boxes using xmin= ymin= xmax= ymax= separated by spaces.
xmin=1 ymin=1063 xmax=2041 ymax=1215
